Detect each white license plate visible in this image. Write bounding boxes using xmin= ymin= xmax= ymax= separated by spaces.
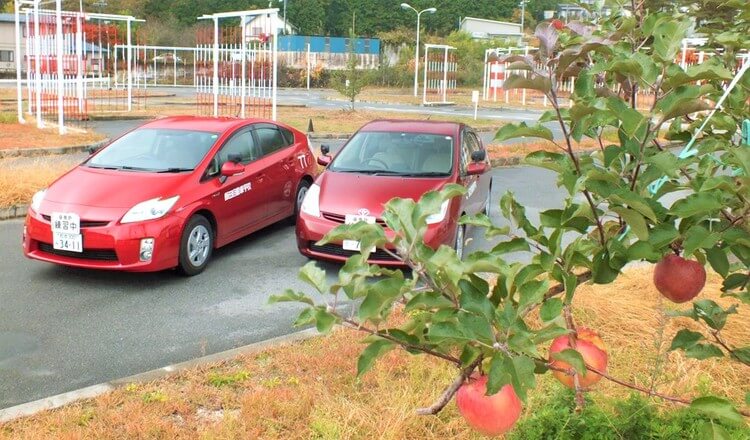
xmin=342 ymin=240 xmax=376 ymax=253
xmin=53 ymin=232 xmax=83 ymax=252
xmin=344 ymin=214 xmax=376 ymax=225
xmin=51 ymin=212 xmax=82 ymax=253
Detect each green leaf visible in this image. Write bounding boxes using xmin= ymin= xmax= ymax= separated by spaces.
xmin=495 ymin=122 xmax=554 ymax=142
xmin=552 ymin=348 xmax=588 ymax=377
xmin=693 ymin=300 xmax=737 ymax=331
xmin=645 ymin=151 xmax=680 ymax=179
xmin=732 ymin=347 xmax=750 ymax=364
xmin=298 ymin=262 xmax=329 ymax=294
xmin=293 ymin=308 xmax=315 ymax=327
xmin=611 ymin=207 xmax=649 ymax=241
xmin=690 ymin=396 xmax=746 ymax=426
xmin=610 ymin=189 xmax=658 ymax=222
xmin=405 ymin=291 xmax=455 ymax=311
xmin=592 ymin=250 xmax=620 ymax=284
xmin=649 ymin=223 xmax=679 ymax=248
xmin=540 ymin=298 xmax=563 ymax=323
xmin=532 ymin=324 xmax=570 ymax=344
xmin=683 ymin=225 xmax=720 ymax=256
xmin=492 ymin=237 xmax=531 ymax=255
xmin=698 ymin=421 xmax=731 ymax=440
xmin=651 ymin=18 xmax=691 ymax=63
xmin=669 ymin=329 xmax=704 ymax=351
xmin=459 ymin=345 xmax=482 ymax=368
xmin=268 ymin=289 xmax=315 ymax=306
xmin=459 ymin=279 xmax=495 ymax=322
xmin=563 ymin=272 xmax=579 ymax=303
xmin=503 ymin=74 xmax=552 ymax=93
xmin=518 ymin=280 xmax=549 ymax=311
xmin=357 ymin=339 xmax=395 ymax=376
xmin=671 ymin=193 xmax=724 ymax=218
xmin=314 ymin=308 xmax=337 ymax=333
xmin=685 ymin=343 xmax=725 ymax=360
xmin=486 ymin=353 xmax=512 ymax=396
xmin=706 ymin=246 xmax=730 ymax=278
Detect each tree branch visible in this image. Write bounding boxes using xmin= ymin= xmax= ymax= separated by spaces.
xmin=341 ymin=318 xmax=461 ymax=365
xmin=416 ymin=356 xmax=484 ymax=415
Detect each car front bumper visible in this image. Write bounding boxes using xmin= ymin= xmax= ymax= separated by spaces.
xmin=23 ymin=207 xmax=184 ymax=272
xmin=295 ymin=211 xmax=455 ymax=267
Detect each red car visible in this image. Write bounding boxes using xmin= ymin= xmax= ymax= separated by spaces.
xmin=296 ymin=120 xmax=492 ymax=266
xmin=23 ymin=116 xmax=317 ymax=275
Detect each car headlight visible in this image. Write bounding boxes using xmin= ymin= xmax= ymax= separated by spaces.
xmin=301 ymin=183 xmax=321 ymax=217
xmin=121 ymin=196 xmax=179 ymax=224
xmin=31 ymin=189 xmax=46 ymax=212
xmin=425 ymin=200 xmax=450 ymax=225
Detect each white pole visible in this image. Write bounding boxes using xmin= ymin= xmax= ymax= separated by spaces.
xmin=25 ymin=10 xmax=32 ymax=114
xmin=55 ymin=0 xmax=65 ymax=134
xmin=272 ymin=12 xmax=278 ymax=121
xmin=522 ymin=45 xmax=528 ymax=106
xmin=422 ymin=45 xmax=428 ymax=104
xmin=126 ymin=19 xmax=132 ymax=111
xmin=240 ymin=14 xmax=247 ymax=118
xmin=442 ymin=46 xmax=448 ymax=103
xmin=482 ymin=49 xmax=488 ymax=100
xmin=306 ymin=42 xmax=310 ymax=90
xmin=413 ymin=11 xmax=420 ymax=97
xmin=173 ymin=48 xmax=177 ymax=86
xmin=212 ymin=17 xmax=219 ymax=117
xmin=14 ymin=1 xmax=25 ymax=123
xmin=33 ymin=4 xmax=43 ymax=127
xmin=75 ymin=13 xmax=83 ymax=114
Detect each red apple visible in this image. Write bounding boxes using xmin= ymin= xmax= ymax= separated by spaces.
xmin=455 ymin=374 xmax=522 ymax=436
xmin=653 ymin=254 xmax=706 ymax=303
xmin=549 ymin=327 xmax=608 ymax=389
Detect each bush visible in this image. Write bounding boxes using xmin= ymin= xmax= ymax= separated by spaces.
xmin=510 ymin=391 xmax=750 ymax=440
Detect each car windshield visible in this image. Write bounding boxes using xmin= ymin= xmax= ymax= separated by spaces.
xmin=85 ymin=128 xmax=220 ymax=172
xmin=329 ymin=131 xmax=454 ymax=176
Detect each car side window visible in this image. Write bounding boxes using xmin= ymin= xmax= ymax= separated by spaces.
xmin=255 ymin=127 xmax=290 ymax=156
xmin=460 ymin=130 xmax=472 ymax=174
xmin=206 ymin=129 xmax=258 ymax=176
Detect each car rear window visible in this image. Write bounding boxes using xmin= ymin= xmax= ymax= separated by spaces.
xmin=86 ymin=128 xmax=219 ymax=172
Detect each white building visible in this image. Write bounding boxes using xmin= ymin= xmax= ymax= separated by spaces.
xmin=0 ymin=13 xmax=26 ymax=75
xmin=459 ymin=17 xmax=522 ymax=40
xmin=244 ymin=13 xmax=296 ymax=38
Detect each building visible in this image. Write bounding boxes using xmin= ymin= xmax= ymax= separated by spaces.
xmin=0 ymin=13 xmax=26 ymax=75
xmin=277 ymin=35 xmax=380 ymax=70
xmin=244 ymin=13 xmax=296 ymax=38
xmin=459 ymin=17 xmax=522 ymax=40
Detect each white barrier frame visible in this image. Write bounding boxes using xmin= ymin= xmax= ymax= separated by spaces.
xmin=197 ymin=8 xmax=278 ymax=120
xmin=422 ymin=43 xmax=455 ymax=106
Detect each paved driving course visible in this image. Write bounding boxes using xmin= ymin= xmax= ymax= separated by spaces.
xmin=0 ymin=92 xmax=567 ymax=410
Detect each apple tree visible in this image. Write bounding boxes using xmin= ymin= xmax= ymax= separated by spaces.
xmin=272 ymin=1 xmax=750 ymax=436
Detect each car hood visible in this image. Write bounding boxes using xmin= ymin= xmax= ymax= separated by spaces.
xmin=44 ymin=166 xmax=191 ymax=209
xmin=317 ymin=171 xmax=448 ymax=217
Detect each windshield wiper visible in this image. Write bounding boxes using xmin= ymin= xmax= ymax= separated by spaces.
xmin=398 ymin=172 xmax=450 ymax=177
xmin=86 ymin=164 xmax=119 ymax=170
xmin=156 ymin=167 xmax=194 ymax=173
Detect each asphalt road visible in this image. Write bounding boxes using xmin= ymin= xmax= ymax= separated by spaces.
xmin=0 ymin=165 xmax=563 ymax=409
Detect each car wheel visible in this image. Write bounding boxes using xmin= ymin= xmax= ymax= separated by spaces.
xmin=454 ymin=223 xmax=466 ymax=261
xmin=177 ymin=215 xmax=213 ymax=276
xmin=483 ymin=190 xmax=491 ymax=217
xmin=288 ymin=179 xmax=312 ymax=226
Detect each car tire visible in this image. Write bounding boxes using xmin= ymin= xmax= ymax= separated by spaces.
xmin=454 ymin=223 xmax=466 ymax=261
xmin=288 ymin=179 xmax=312 ymax=226
xmin=482 ymin=191 xmax=491 ymax=217
xmin=177 ymin=215 xmax=214 ymax=276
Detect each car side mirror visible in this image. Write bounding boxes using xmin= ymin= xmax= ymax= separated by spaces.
xmin=317 ymin=155 xmax=332 ymax=167
xmin=320 ymin=144 xmax=330 ymax=156
xmin=466 ymin=162 xmax=489 ymax=176
xmin=471 ymin=150 xmax=486 ymax=162
xmin=220 ymin=161 xmax=245 ymax=177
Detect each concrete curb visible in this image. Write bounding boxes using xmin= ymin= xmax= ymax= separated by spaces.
xmin=0 ymin=327 xmax=320 ymax=423
xmin=0 ymin=139 xmax=109 ymax=159
xmin=0 ymin=204 xmax=28 ymax=220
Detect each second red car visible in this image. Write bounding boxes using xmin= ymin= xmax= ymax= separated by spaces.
xmin=297 ymin=119 xmax=492 ymax=266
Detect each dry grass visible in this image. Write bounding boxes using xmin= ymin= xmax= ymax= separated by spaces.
xmin=1 ymin=267 xmax=747 ymax=439
xmin=0 ymin=121 xmax=105 ymax=150
xmin=487 ymin=138 xmax=601 ymax=160
xmin=0 ymin=156 xmax=79 ymax=207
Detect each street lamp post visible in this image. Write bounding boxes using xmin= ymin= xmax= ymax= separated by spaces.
xmin=401 ymin=3 xmax=436 ymax=97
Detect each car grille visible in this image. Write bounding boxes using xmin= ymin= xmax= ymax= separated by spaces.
xmin=41 ymin=215 xmax=110 ymax=228
xmin=321 ymin=211 xmax=388 ymax=227
xmin=309 ymin=242 xmax=401 ymax=262
xmin=38 ymin=242 xmax=119 ymax=262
